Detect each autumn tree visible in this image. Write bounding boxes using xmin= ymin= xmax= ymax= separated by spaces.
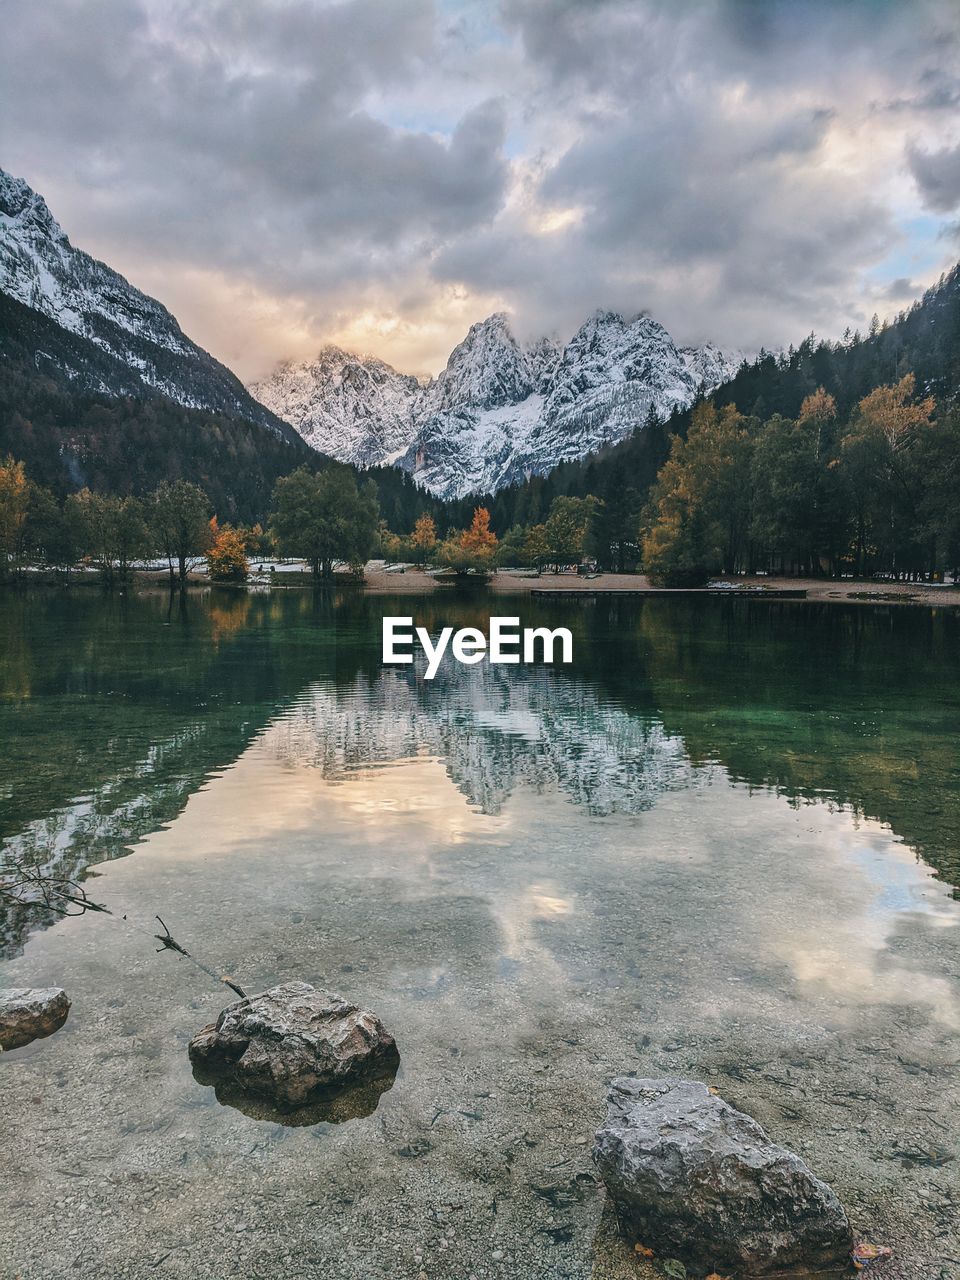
xmin=792 ymin=387 xmax=850 ymax=573
xmin=640 ymin=403 xmax=752 ymax=585
xmin=410 ymin=513 xmax=438 ymax=566
xmin=0 ymin=459 xmax=81 ymax=577
xmin=461 ymin=507 xmax=497 ymax=558
xmin=437 ymin=507 xmax=498 ymax=575
xmin=798 ymin=386 xmax=837 ymax=434
xmin=206 ymin=524 xmax=249 ymax=582
xmin=856 ymin=374 xmax=934 ymax=450
xmin=839 ymin=374 xmax=934 ymax=575
xmin=271 ymin=465 xmax=379 ymax=579
xmin=151 ymin=480 xmax=212 ymax=586
xmin=0 ymin=457 xmax=33 ymax=580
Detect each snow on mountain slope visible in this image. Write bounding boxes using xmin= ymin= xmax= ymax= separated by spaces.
xmin=251 ymin=309 xmax=741 ymax=499
xmin=430 ymin=312 xmax=537 ymax=410
xmin=250 ymin=346 xmax=422 ymax=466
xmin=397 ymin=394 xmax=548 ymax=499
xmin=0 ymin=168 xmax=294 ymax=438
xmin=682 ymin=341 xmax=746 ymax=389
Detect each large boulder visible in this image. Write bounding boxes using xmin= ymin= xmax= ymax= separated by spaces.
xmin=593 ymin=1077 xmax=854 ymax=1277
xmin=0 ymin=987 xmax=70 ymax=1050
xmin=188 ymin=982 xmax=399 ymax=1114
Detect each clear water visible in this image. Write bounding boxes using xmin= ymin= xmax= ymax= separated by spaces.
xmin=1 ymin=588 xmax=958 ymax=1279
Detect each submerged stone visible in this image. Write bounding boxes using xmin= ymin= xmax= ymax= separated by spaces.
xmin=202 ymin=1064 xmax=397 ymax=1127
xmin=593 ymin=1076 xmax=853 ymax=1277
xmin=188 ymin=981 xmax=399 ymax=1116
xmin=0 ymin=987 xmax=70 ymax=1050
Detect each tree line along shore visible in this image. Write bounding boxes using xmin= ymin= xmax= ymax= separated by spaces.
xmin=1 ymin=375 xmax=958 ymax=590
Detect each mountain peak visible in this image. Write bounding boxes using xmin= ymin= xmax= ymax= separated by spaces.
xmin=250 ymin=344 xmax=421 ymax=465
xmin=0 ymin=167 xmax=294 ymax=439
xmin=470 ymin=310 xmax=513 ymax=334
xmin=587 ymin=307 xmax=626 ymax=325
xmin=431 ymin=311 xmax=535 ymax=411
xmin=250 ymin=307 xmax=740 ymax=498
xmin=0 ymin=169 xmax=62 ymax=242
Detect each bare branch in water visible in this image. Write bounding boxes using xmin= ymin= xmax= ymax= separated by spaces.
xmin=0 ymin=859 xmax=111 ymax=917
xmin=154 ymin=915 xmax=190 ymax=956
xmin=1 ymin=862 xmax=245 ymax=999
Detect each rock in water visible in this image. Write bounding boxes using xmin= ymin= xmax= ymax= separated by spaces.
xmin=0 ymin=987 xmax=70 ymax=1050
xmin=593 ymin=1077 xmax=853 ymax=1277
xmin=188 ymin=982 xmax=399 ymax=1112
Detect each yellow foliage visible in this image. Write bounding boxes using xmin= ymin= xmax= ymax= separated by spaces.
xmin=460 ymin=507 xmax=497 ymax=556
xmin=0 ymin=456 xmax=31 ymax=565
xmin=856 ymin=373 xmax=934 ymax=450
xmin=798 ymin=386 xmax=837 ymax=426
xmin=206 ymin=524 xmax=249 ymax=582
xmin=411 ymin=513 xmax=437 ymax=553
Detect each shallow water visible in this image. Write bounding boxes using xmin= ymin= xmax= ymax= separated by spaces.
xmin=1 ymin=588 xmax=958 ymax=1279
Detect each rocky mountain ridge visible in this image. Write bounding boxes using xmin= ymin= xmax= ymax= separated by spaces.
xmin=0 ymin=168 xmax=295 ymax=440
xmin=0 ymin=166 xmax=741 ymax=498
xmin=252 ymin=310 xmax=742 ymax=498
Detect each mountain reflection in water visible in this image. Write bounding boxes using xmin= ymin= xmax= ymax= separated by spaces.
xmin=266 ymin=666 xmax=693 ymax=817
xmin=1 ymin=587 xmax=959 ymax=957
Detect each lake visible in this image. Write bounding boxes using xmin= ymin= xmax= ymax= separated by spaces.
xmin=1 ymin=588 xmax=958 ymax=1280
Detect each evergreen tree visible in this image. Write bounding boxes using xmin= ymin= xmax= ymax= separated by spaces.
xmin=585 ymin=471 xmax=641 ymax=571
xmin=543 ymin=495 xmax=597 ymax=570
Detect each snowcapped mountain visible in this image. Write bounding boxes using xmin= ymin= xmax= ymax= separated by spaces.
xmin=249 ymin=346 xmax=421 ymax=465
xmin=0 ymin=166 xmax=740 ymax=494
xmin=431 ymin=311 xmax=537 ymax=410
xmin=0 ymin=168 xmax=295 ymax=439
xmin=252 ymin=309 xmax=742 ymax=499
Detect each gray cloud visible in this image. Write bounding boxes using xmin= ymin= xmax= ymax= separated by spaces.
xmin=908 ymin=141 xmax=960 ymax=212
xmin=1 ymin=0 xmax=958 ymax=375
xmin=504 ymin=0 xmax=959 ymax=98
xmin=0 ymin=0 xmax=508 ymax=291
xmin=880 ymin=276 xmax=922 ymax=301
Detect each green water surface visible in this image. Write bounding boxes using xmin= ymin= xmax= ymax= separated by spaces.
xmin=0 ymin=587 xmax=958 ymax=1279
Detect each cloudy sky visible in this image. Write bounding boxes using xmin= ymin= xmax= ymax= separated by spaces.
xmin=3 ymin=0 xmax=960 ymax=380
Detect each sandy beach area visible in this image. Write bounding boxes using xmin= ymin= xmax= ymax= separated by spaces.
xmin=359 ymin=567 xmax=960 ymax=605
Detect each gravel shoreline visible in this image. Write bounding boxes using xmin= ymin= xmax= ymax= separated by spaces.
xmin=357 ymin=568 xmax=960 ymax=604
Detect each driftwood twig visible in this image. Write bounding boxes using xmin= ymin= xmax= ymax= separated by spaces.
xmin=1 ymin=862 xmax=246 ymax=999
